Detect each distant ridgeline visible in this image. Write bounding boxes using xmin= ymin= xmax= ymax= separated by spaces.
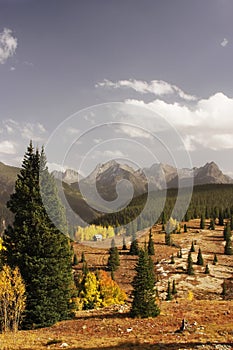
xmin=92 ymin=184 xmax=233 ymax=228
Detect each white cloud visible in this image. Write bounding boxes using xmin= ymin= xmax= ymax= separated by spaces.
xmin=116 ymin=124 xmax=153 ymax=139
xmin=65 ymin=127 xmax=80 ymax=136
xmin=221 ymin=38 xmax=228 ymax=47
xmin=20 ymin=122 xmax=47 ymax=142
xmin=96 ymin=79 xmax=196 ymax=101
xmin=0 ymin=140 xmax=16 ymax=154
xmin=123 ymin=92 xmax=233 ymax=151
xmin=0 ymin=28 xmax=17 ymax=64
xmin=10 ymin=66 xmax=15 ymax=71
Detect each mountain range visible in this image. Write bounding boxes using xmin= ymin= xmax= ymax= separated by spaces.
xmin=0 ymin=160 xmax=232 ymax=228
xmin=53 ymin=160 xmax=233 ymax=195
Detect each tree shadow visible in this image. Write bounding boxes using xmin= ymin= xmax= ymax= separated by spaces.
xmin=68 ymin=341 xmax=233 ymax=350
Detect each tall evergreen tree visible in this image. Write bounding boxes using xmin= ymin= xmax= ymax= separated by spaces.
xmin=165 ymin=232 xmax=172 ymax=246
xmin=172 ymin=279 xmax=177 ymax=295
xmin=187 ymin=252 xmax=194 ymax=275
xmin=204 ymin=264 xmax=210 ymax=274
xmin=196 ymin=248 xmax=204 ymax=266
xmin=122 ymin=235 xmax=127 ymax=250
xmin=190 ymin=241 xmax=195 ymax=252
xmin=209 ymin=218 xmax=215 ymax=230
xmin=200 ymin=214 xmax=205 ymax=229
xmin=231 ymin=214 xmax=233 ymax=231
xmin=131 ymin=249 xmax=160 ymax=318
xmin=219 ymin=209 xmax=224 ymax=226
xmin=224 ymin=236 xmax=233 ymax=255
xmin=224 ymin=221 xmax=231 ymax=241
xmin=213 ymin=253 xmax=218 ymax=265
xmin=3 ymin=142 xmax=75 ymax=329
xmin=147 ymin=228 xmax=155 ymax=255
xmin=166 ymin=281 xmax=172 ymax=301
xmin=129 ymin=232 xmax=139 ymax=255
xmin=107 ymin=239 xmax=120 ymax=271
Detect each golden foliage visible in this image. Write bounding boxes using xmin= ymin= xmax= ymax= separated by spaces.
xmin=75 ymin=270 xmax=126 ymax=310
xmin=0 ymin=265 xmax=26 ymax=332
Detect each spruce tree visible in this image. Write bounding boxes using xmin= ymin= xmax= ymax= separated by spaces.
xmin=147 ymin=228 xmax=155 ymax=255
xmin=122 ymin=236 xmax=127 ymax=250
xmin=219 ymin=209 xmax=224 ymax=226
xmin=231 ymin=214 xmax=233 ymax=231
xmin=129 ymin=232 xmax=139 ymax=255
xmin=224 ymin=221 xmax=231 ymax=241
xmin=196 ymin=248 xmax=204 ymax=266
xmin=213 ymin=253 xmax=218 ymax=265
xmin=187 ymin=252 xmax=194 ymax=275
xmin=80 ymin=251 xmax=86 ymax=263
xmin=166 ymin=281 xmax=172 ymax=301
xmin=221 ymin=280 xmax=227 ymax=297
xmin=190 ymin=241 xmax=195 ymax=252
xmin=172 ymin=279 xmax=177 ymax=295
xmin=165 ymin=232 xmax=171 ymax=246
xmin=3 ymin=142 xmax=74 ymax=329
xmin=131 ymin=249 xmax=160 ymax=318
xmin=209 ymin=218 xmax=215 ymax=230
xmin=170 ymin=253 xmax=175 ymax=264
xmin=107 ymin=240 xmax=120 ymax=271
xmin=73 ymin=253 xmax=78 ymax=266
xmin=204 ymin=264 xmax=210 ymax=274
xmin=224 ymin=236 xmax=233 ymax=255
xmin=200 ymin=214 xmax=205 ymax=229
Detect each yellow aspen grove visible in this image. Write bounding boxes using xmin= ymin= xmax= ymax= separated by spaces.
xmin=0 ymin=265 xmax=26 ymax=332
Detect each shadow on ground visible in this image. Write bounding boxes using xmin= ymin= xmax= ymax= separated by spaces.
xmin=65 ymin=342 xmax=233 ymax=350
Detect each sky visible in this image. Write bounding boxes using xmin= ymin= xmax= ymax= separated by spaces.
xmin=0 ymin=0 xmax=233 ymax=176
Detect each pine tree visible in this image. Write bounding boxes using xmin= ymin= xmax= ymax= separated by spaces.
xmin=231 ymin=214 xmax=233 ymax=231
xmin=177 ymin=248 xmax=182 ymax=258
xmin=219 ymin=209 xmax=224 ymax=226
xmin=80 ymin=251 xmax=86 ymax=263
xmin=213 ymin=253 xmax=218 ymax=265
xmin=200 ymin=214 xmax=205 ymax=229
xmin=166 ymin=281 xmax=172 ymax=301
xmin=187 ymin=252 xmax=194 ymax=275
xmin=165 ymin=232 xmax=172 ymax=246
xmin=196 ymin=248 xmax=204 ymax=266
xmin=190 ymin=241 xmax=195 ymax=252
xmin=131 ymin=249 xmax=160 ymax=318
xmin=122 ymin=236 xmax=127 ymax=250
xmin=224 ymin=236 xmax=233 ymax=255
xmin=184 ymin=224 xmax=187 ymax=233
xmin=107 ymin=240 xmax=120 ymax=272
xmin=224 ymin=221 xmax=231 ymax=241
xmin=209 ymin=218 xmax=215 ymax=230
xmin=73 ymin=254 xmax=78 ymax=266
xmin=147 ymin=228 xmax=155 ymax=255
xmin=204 ymin=264 xmax=210 ymax=274
xmin=221 ymin=280 xmax=227 ymax=297
xmin=3 ymin=142 xmax=75 ymax=329
xmin=129 ymin=233 xmax=139 ymax=255
xmin=170 ymin=253 xmax=175 ymax=264
xmin=172 ymin=279 xmax=177 ymax=295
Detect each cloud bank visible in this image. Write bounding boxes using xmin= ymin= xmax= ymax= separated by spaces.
xmin=97 ymin=79 xmax=233 ymax=152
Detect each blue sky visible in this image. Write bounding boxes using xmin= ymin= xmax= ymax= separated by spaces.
xmin=0 ymin=0 xmax=233 ymax=176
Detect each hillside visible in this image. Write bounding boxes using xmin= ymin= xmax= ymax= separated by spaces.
xmin=1 ymin=219 xmax=233 ymax=349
